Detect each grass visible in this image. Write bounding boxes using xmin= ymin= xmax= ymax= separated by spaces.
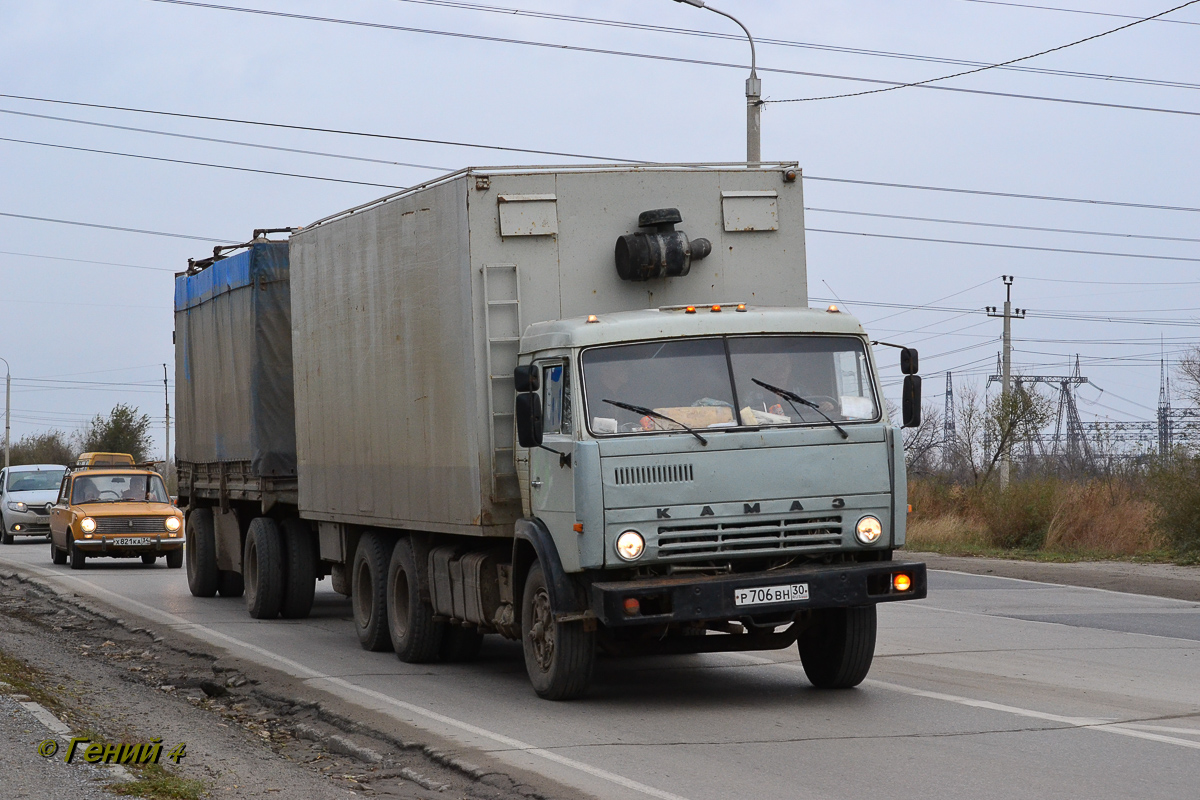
xmin=0 ymin=649 xmax=65 ymax=712
xmin=111 ymin=764 xmax=207 ymax=800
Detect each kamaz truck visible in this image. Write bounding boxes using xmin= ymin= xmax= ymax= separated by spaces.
xmin=174 ymin=163 xmax=927 ymax=699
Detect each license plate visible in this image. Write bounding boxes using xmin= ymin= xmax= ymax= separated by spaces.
xmin=733 ymin=583 xmax=809 ymax=607
xmin=111 ymin=537 xmax=156 ymax=546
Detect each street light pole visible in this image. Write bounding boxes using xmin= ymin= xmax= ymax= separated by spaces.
xmin=673 ymin=0 xmax=760 ymax=164
xmin=0 ymin=357 xmax=9 ymax=471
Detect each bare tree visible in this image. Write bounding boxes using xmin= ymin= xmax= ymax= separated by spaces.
xmin=1177 ymin=346 xmax=1200 ymax=407
xmin=948 ymin=382 xmax=1052 ymax=485
xmin=902 ymin=402 xmax=943 ymax=476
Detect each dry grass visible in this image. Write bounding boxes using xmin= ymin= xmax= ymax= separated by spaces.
xmin=1044 ymin=481 xmax=1163 ymax=555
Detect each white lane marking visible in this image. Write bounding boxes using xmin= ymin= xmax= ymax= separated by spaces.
xmin=1119 ymin=724 xmax=1200 ymax=737
xmin=725 ymin=652 xmax=1200 ymax=751
xmin=930 ymin=567 xmax=1200 ymax=606
xmin=0 ymin=560 xmax=690 ymax=800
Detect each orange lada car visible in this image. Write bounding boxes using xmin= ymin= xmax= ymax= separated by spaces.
xmin=49 ymin=466 xmax=184 ymax=569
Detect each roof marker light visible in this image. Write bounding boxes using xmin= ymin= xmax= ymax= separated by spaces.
xmin=827 ymin=304 xmax=839 ymax=313
xmin=685 ymin=305 xmax=696 ymax=314
xmin=736 ymin=303 xmax=747 ymax=312
xmin=586 ymin=314 xmax=599 ymax=323
xmin=711 ymin=304 xmax=721 ymax=312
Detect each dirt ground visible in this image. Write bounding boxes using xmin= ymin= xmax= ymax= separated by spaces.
xmin=0 ymin=569 xmax=579 ymax=800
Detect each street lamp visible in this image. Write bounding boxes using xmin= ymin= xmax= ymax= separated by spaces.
xmin=673 ymin=0 xmax=761 ymax=164
xmin=0 ymin=357 xmax=9 ymax=470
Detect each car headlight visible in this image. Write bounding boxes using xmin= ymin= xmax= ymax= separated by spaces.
xmin=165 ymin=516 xmax=181 ymax=532
xmin=8 ymin=501 xmax=27 ymax=513
xmin=79 ymin=517 xmax=96 ymax=534
xmin=615 ymin=530 xmax=645 ymax=561
xmin=855 ymin=515 xmax=883 ymax=545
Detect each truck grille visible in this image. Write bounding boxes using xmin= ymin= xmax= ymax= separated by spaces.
xmin=614 ymin=463 xmax=694 ymax=486
xmin=657 ymin=515 xmax=842 ymax=559
xmin=94 ymin=517 xmax=167 ymax=534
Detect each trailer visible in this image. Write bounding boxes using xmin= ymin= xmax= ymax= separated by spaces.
xmin=175 ymin=164 xmax=927 ymax=699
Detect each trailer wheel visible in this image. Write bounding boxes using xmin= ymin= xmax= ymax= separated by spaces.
xmin=352 ymin=532 xmax=393 ymax=652
xmin=797 ymin=605 xmax=877 ymax=689
xmin=244 ymin=517 xmax=284 ymax=619
xmin=165 ymin=548 xmax=183 ymax=569
xmin=185 ymin=508 xmax=220 ymax=597
xmin=51 ymin=538 xmax=67 ymax=565
xmin=386 ymin=538 xmax=442 ymax=662
xmin=440 ymin=626 xmax=484 ymax=663
xmin=521 ymin=562 xmax=594 ymax=700
xmin=217 ymin=570 xmax=244 ymax=597
xmin=280 ymin=518 xmax=316 ymax=619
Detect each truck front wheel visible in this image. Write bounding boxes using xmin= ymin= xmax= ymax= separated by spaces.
xmin=386 ymin=538 xmax=442 ymax=662
xmin=521 ymin=563 xmax=594 ymax=700
xmin=244 ymin=518 xmax=284 ymax=619
xmin=797 ymin=605 xmax=877 ymax=689
xmin=352 ymin=532 xmax=393 ymax=652
xmin=185 ymin=508 xmax=220 ymax=597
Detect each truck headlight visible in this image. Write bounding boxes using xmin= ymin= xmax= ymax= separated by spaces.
xmin=8 ymin=501 xmax=27 ymax=513
xmin=855 ymin=516 xmax=883 ymax=545
xmin=80 ymin=517 xmax=97 ymax=534
xmin=165 ymin=516 xmax=181 ymax=532
xmin=615 ymin=530 xmax=645 ymax=561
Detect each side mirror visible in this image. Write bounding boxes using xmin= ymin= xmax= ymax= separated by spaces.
xmin=516 ymin=392 xmax=544 ymax=448
xmin=514 ymin=364 xmax=540 ymax=393
xmin=902 ymin=374 xmax=922 ymax=428
xmin=901 ymin=348 xmax=919 ymax=375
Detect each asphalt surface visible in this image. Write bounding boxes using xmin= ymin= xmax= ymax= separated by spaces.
xmin=1 ymin=539 xmax=1198 ymax=800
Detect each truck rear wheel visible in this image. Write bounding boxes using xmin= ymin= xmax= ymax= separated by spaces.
xmin=186 ymin=508 xmax=220 ymax=597
xmin=280 ymin=518 xmax=316 ymax=619
xmin=352 ymin=532 xmax=393 ymax=652
xmin=244 ymin=517 xmax=284 ymax=619
xmin=521 ymin=563 xmax=594 ymax=700
xmin=797 ymin=605 xmax=877 ymax=689
xmin=386 ymin=538 xmax=442 ymax=662
xmin=218 ymin=570 xmax=244 ymax=597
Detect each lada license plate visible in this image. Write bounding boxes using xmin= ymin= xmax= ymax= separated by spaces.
xmin=733 ymin=583 xmax=809 ymax=607
xmin=112 ymin=537 xmax=155 ymax=546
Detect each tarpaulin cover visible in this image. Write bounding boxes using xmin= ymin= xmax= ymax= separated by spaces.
xmin=174 ymin=241 xmax=296 ymax=476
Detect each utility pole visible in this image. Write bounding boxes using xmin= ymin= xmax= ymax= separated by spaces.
xmin=163 ymin=364 xmax=171 ymax=470
xmin=673 ymin=0 xmax=760 ymax=164
xmin=986 ymin=276 xmax=1025 ymax=490
xmin=0 ymin=357 xmax=9 ymax=471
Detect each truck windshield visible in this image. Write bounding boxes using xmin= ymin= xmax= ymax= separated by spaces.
xmin=582 ymin=335 xmax=878 ymax=436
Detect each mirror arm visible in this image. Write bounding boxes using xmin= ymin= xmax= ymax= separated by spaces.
xmin=537 ymin=444 xmax=572 ymax=468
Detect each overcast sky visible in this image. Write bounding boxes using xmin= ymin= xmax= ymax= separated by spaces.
xmin=1 ymin=0 xmax=1197 ymax=459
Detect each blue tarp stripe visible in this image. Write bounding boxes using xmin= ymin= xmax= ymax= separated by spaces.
xmin=174 ymin=249 xmax=253 ymax=311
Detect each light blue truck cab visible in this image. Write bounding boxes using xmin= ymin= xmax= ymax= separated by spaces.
xmin=514 ymin=304 xmax=926 ymax=689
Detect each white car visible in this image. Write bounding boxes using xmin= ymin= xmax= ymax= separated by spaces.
xmin=1 ymin=464 xmax=67 ymax=544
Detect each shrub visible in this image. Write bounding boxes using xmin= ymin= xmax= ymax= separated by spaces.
xmin=1147 ymin=455 xmax=1200 ymax=558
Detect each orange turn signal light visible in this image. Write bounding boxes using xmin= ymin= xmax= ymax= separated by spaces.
xmin=907 ymin=504 xmax=913 ymax=514
xmin=893 ymin=573 xmax=912 ymax=592
xmin=623 ymin=598 xmax=641 ymax=616
xmin=573 ymin=522 xmax=584 ymax=533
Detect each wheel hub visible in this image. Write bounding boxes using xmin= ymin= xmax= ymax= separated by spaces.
xmin=528 ymin=587 xmax=555 ymax=671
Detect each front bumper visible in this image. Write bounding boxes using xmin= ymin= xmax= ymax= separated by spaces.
xmin=591 ymin=560 xmax=926 ymax=627
xmin=73 ymin=536 xmax=184 ymax=556
xmin=5 ymin=511 xmax=51 ymax=536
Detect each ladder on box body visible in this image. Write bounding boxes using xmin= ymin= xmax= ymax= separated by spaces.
xmin=482 ymin=263 xmax=521 ymax=502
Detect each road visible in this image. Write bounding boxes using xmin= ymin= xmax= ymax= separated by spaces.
xmin=2 ymin=540 xmax=1198 ymax=800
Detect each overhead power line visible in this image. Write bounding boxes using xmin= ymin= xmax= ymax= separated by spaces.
xmin=769 ymin=0 xmax=1200 ymax=104
xmin=390 ymin=0 xmax=1200 ymax=91
xmin=0 ymin=211 xmax=232 ymax=243
xmin=0 ymin=108 xmax=450 ymax=171
xmin=806 ymin=207 xmax=1200 ymax=244
xmin=0 ymin=136 xmax=407 ymax=189
xmin=136 ymin=0 xmax=1200 ymax=120
xmin=807 ymin=227 xmax=1200 ymax=263
xmin=0 ymin=250 xmax=173 ymax=273
xmin=955 ymin=0 xmax=1200 ymax=26
xmin=805 ymin=174 xmax=1200 ymax=213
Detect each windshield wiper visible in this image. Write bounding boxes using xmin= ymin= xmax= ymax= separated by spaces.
xmin=750 ymin=379 xmax=849 ymax=439
xmin=603 ymin=399 xmax=708 ymax=446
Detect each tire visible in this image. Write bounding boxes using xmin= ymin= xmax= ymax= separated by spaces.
xmin=165 ymin=548 xmax=183 ymax=569
xmin=797 ymin=605 xmax=877 ymax=689
xmin=141 ymin=554 xmax=158 ymax=565
xmin=280 ymin=518 xmax=316 ymax=619
xmin=386 ymin=538 xmax=442 ymax=662
xmin=185 ymin=508 xmax=220 ymax=598
xmin=217 ymin=570 xmax=244 ymax=597
xmin=69 ymin=537 xmax=86 ymax=570
xmin=1 ymin=528 xmax=12 ymax=545
xmin=440 ymin=625 xmax=484 ymax=663
xmin=244 ymin=517 xmax=284 ymax=619
xmin=520 ymin=563 xmax=594 ymax=700
xmin=351 ymin=532 xmax=393 ymax=652
xmin=51 ymin=539 xmax=67 ymax=565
